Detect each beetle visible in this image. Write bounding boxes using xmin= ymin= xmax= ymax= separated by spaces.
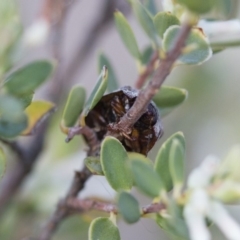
xmin=85 ymin=86 xmax=163 ymax=155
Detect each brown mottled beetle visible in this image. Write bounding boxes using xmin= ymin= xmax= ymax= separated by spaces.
xmin=85 ymin=86 xmax=163 ymax=155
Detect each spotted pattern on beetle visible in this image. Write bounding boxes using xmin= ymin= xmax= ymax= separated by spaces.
xmin=85 ymin=86 xmax=163 ymax=155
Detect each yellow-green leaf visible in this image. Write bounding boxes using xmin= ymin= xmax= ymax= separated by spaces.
xmin=89 ymin=217 xmax=121 ymax=240
xmin=114 ymin=11 xmax=141 ymax=59
xmin=100 ymin=137 xmax=133 ymax=191
xmin=21 ymin=101 xmax=55 ymax=135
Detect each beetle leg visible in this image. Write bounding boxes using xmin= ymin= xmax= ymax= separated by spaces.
xmin=111 ymin=95 xmax=126 ymax=118
xmin=123 ymin=128 xmax=141 ymax=153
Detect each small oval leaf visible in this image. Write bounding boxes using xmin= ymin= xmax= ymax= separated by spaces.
xmin=62 ymin=86 xmax=86 ymax=128
xmin=141 ymin=45 xmax=154 ymax=65
xmin=153 ymin=12 xmax=180 ymax=38
xmin=4 ymin=60 xmax=54 ymax=95
xmin=118 ymin=191 xmax=141 ymax=223
xmin=154 ymin=132 xmax=185 ymax=191
xmin=0 ymin=147 xmax=6 ymax=179
xmin=0 ymin=94 xmax=28 ymax=138
xmin=82 ymin=66 xmax=108 ymax=118
xmin=98 ymin=53 xmax=119 ymax=92
xmin=131 ymin=1 xmax=158 ymax=45
xmin=131 ymin=159 xmax=163 ymax=198
xmin=169 ymin=139 xmax=185 ymax=186
xmin=128 ymin=152 xmax=153 ymax=165
xmin=18 ymin=92 xmax=34 ymax=109
xmin=163 ymin=26 xmax=212 ymax=65
xmin=84 ymin=156 xmax=104 ymax=175
xmin=100 ymin=137 xmax=133 ymax=191
xmin=114 ymin=11 xmax=141 ymax=59
xmin=153 ymin=86 xmax=188 ymax=108
xmin=21 ymin=101 xmax=55 ymax=135
xmin=89 ymin=217 xmax=121 ymax=240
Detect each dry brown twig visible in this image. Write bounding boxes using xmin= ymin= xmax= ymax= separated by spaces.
xmin=65 ymin=198 xmax=166 ymax=215
xmin=108 ymin=23 xmax=192 ymax=137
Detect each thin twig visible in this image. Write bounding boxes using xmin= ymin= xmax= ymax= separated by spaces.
xmin=39 ymin=125 xmax=100 ymax=240
xmin=108 ymin=23 xmax=192 ymax=136
xmin=65 ymin=198 xmax=166 ymax=215
xmin=135 ymin=51 xmax=159 ymax=89
xmin=38 ymin=168 xmax=92 ymax=240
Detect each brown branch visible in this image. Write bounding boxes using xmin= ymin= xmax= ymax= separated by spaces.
xmin=66 ymin=198 xmax=118 ymax=214
xmin=65 ymin=198 xmax=166 ymax=215
xmin=135 ymin=51 xmax=159 ymax=89
xmin=38 ymin=125 xmax=100 ymax=240
xmin=109 ymin=23 xmax=192 ymax=136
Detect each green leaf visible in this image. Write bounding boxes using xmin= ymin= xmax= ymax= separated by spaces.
xmin=118 ymin=191 xmax=141 ymax=223
xmin=89 ymin=217 xmax=121 ymax=240
xmin=21 ymin=101 xmax=55 ymax=136
xmin=153 ymin=86 xmax=188 ymax=108
xmin=4 ymin=60 xmax=54 ymax=95
xmin=82 ymin=66 xmax=108 ymax=118
xmin=163 ymin=26 xmax=212 ymax=65
xmin=128 ymin=152 xmax=153 ymax=165
xmin=169 ymin=139 xmax=185 ymax=186
xmin=141 ymin=45 xmax=154 ymax=65
xmin=131 ymin=159 xmax=163 ymax=197
xmin=100 ymin=137 xmax=133 ymax=191
xmin=18 ymin=92 xmax=34 ymax=109
xmin=154 ymin=12 xmax=180 ymax=38
xmin=130 ymin=1 xmax=158 ymax=46
xmin=0 ymin=94 xmax=28 ymax=138
xmin=156 ymin=213 xmax=190 ymax=240
xmin=98 ymin=53 xmax=119 ymax=92
xmin=62 ymin=86 xmax=86 ymax=128
xmin=114 ymin=11 xmax=141 ymax=59
xmin=84 ymin=156 xmax=104 ymax=175
xmin=154 ymin=132 xmax=185 ymax=191
xmin=177 ymin=0 xmax=215 ymax=14
xmin=0 ymin=147 xmax=6 ymax=179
